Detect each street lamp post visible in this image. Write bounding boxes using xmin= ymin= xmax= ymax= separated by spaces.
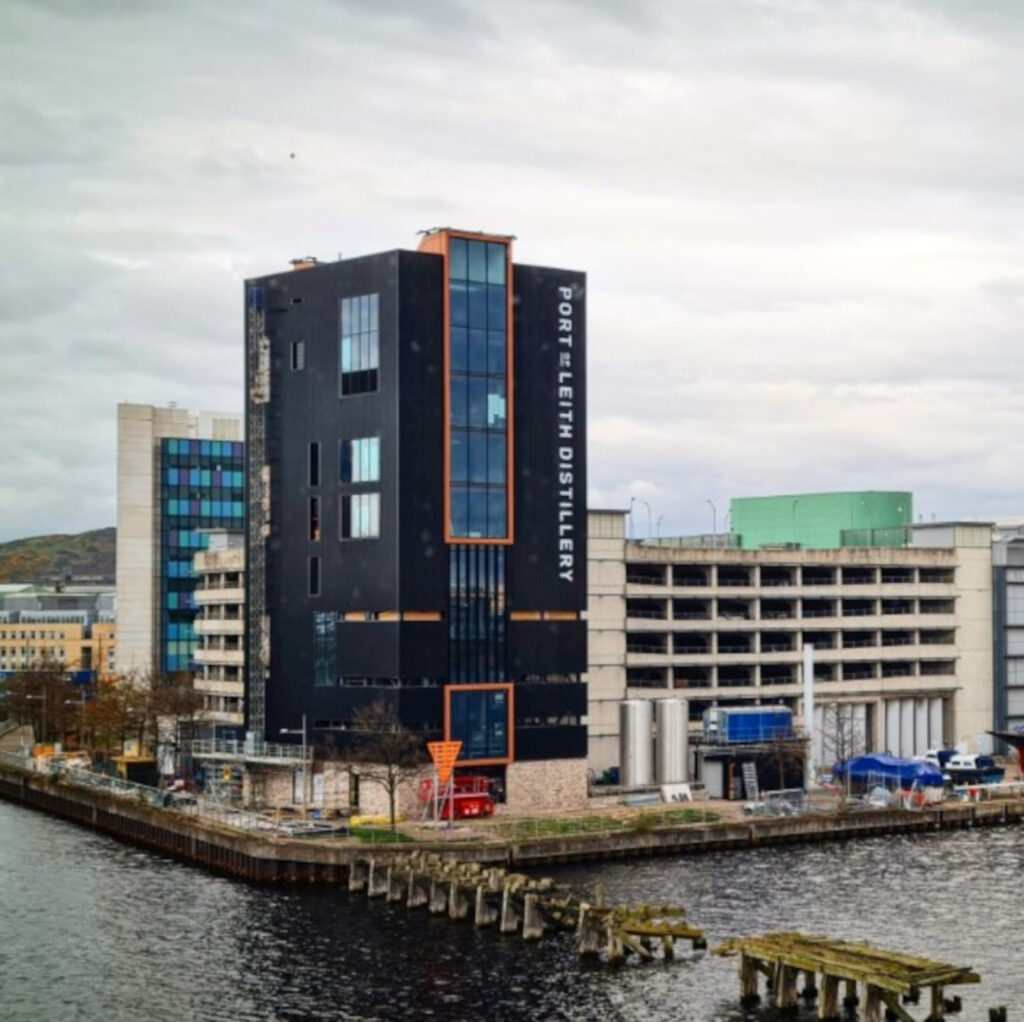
xmin=639 ymin=499 xmax=652 ymax=540
xmin=705 ymin=500 xmax=717 ymax=544
xmin=280 ymin=714 xmax=309 ymax=817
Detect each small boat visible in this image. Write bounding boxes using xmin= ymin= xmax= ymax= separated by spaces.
xmin=943 ymin=754 xmax=1004 ymax=786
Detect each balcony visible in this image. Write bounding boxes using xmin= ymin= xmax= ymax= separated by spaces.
xmin=193 ymin=647 xmax=244 ymax=666
xmin=194 ymin=587 xmax=245 ymax=605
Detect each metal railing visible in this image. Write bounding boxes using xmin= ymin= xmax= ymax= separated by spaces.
xmin=187 ymin=737 xmax=311 ymax=762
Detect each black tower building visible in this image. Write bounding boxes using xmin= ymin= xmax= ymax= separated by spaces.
xmin=245 ymin=230 xmax=586 ymax=801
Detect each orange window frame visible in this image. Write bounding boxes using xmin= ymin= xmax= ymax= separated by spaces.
xmin=421 ymin=229 xmax=515 ymax=546
xmin=443 ymin=681 xmax=515 ymax=766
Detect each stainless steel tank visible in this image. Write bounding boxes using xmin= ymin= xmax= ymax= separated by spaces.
xmin=619 ymin=699 xmax=653 ymax=787
xmin=656 ymin=698 xmax=688 ymax=783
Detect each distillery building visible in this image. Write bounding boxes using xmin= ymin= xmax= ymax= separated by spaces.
xmin=245 ymin=230 xmax=588 ymax=809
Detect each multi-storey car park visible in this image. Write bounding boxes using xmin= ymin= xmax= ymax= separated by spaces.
xmin=588 ymin=509 xmax=994 ymax=776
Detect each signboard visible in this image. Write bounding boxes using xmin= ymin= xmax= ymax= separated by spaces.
xmin=427 ymin=740 xmax=463 ymax=784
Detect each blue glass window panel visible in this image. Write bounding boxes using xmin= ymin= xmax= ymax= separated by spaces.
xmin=449 ymin=238 xmax=467 ymax=280
xmin=201 ymin=500 xmax=211 ymax=516
xmin=189 ymin=468 xmax=199 ymax=486
xmin=168 ymin=439 xmax=179 ymax=455
xmin=486 ymin=243 xmax=506 ymax=285
xmin=487 ymin=284 xmax=506 ymax=330
xmin=467 ymin=241 xmax=487 ymax=283
xmin=485 ymin=380 xmax=506 ymax=428
xmin=487 ymin=434 xmax=506 ymax=485
xmin=468 ymin=489 xmax=487 ymax=537
xmin=451 ymin=487 xmax=469 ymax=537
xmin=341 ymin=336 xmax=352 ymax=372
xmin=201 ymin=469 xmax=211 ymax=486
xmin=450 ymin=282 xmax=468 ymax=327
xmin=450 ymin=431 xmax=469 ymax=483
xmin=467 ymin=283 xmax=487 ymax=327
xmin=168 ymin=623 xmax=179 ymax=640
xmin=450 ymin=326 xmax=468 ymax=371
xmin=167 ymin=468 xmax=178 ymax=485
xmin=201 ymin=441 xmax=211 ymax=456
xmin=168 ymin=593 xmax=178 ymax=609
xmin=450 ymin=376 xmax=468 ymax=428
xmin=369 ymin=293 xmax=379 ymax=331
xmin=487 ymin=331 xmax=506 ymax=375
xmin=468 ymin=328 xmax=488 ymax=374
xmin=468 ymin=378 xmax=487 ymax=428
xmin=488 ymin=490 xmax=507 ymax=538
xmin=233 ymin=502 xmax=244 ymax=517
xmin=468 ymin=433 xmax=488 ymax=484
xmin=368 ymin=437 xmax=380 ymax=481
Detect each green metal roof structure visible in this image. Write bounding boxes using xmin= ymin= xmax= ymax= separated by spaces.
xmin=729 ymin=491 xmax=912 ymax=550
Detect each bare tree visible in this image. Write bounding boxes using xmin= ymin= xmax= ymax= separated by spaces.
xmin=818 ymin=703 xmax=866 ymax=796
xmin=0 ymin=661 xmax=81 ymax=745
xmin=350 ymin=700 xmax=428 ymax=831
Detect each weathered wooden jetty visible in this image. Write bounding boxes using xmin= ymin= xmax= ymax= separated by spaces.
xmin=348 ymin=851 xmax=706 ymax=963
xmin=714 ymin=932 xmax=981 ymax=1021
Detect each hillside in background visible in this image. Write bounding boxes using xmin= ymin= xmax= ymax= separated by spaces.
xmin=0 ymin=528 xmax=116 ymax=583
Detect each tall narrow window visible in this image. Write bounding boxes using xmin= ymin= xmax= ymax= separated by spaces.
xmin=339 ymin=436 xmax=381 ymax=483
xmin=313 ymin=612 xmax=336 ymax=685
xmin=339 ymin=294 xmax=380 ymax=395
xmin=446 ymin=236 xmax=510 ymax=541
xmin=309 ymin=496 xmax=321 ymax=542
xmin=309 ymin=442 xmax=320 ymax=487
xmin=340 ymin=493 xmax=380 ymax=539
xmin=308 ymin=556 xmax=321 ymax=596
xmin=290 ymin=340 xmax=305 ymax=371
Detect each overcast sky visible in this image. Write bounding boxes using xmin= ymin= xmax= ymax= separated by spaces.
xmin=3 ymin=0 xmax=1023 ymax=542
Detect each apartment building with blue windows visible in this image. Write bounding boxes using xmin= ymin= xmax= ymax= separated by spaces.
xmin=116 ymin=404 xmax=243 ymax=678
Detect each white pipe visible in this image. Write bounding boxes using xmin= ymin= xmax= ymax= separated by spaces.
xmin=803 ymin=643 xmax=815 ymax=789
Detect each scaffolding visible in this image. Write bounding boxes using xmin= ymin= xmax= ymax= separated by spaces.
xmin=245 ymin=286 xmax=270 ymax=740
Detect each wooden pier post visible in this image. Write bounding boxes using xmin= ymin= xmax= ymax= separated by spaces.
xmin=844 ymin=979 xmax=859 ymax=1009
xmin=739 ymin=953 xmax=760 ymax=1007
xmin=406 ymin=870 xmax=428 ymax=909
xmin=773 ymin=964 xmax=798 ymax=1010
xmin=348 ymin=859 xmax=368 ymax=893
xmin=428 ymin=879 xmax=447 ymax=915
xmin=819 ymin=974 xmax=840 ymax=1020
xmin=367 ymin=858 xmax=388 ymax=898
xmin=499 ymin=887 xmax=520 ymax=934
xmin=448 ymin=882 xmax=470 ymax=921
xmin=522 ymin=893 xmax=544 ymax=941
xmin=474 ymin=885 xmax=497 ymax=927
xmin=386 ymin=866 xmax=405 ymax=902
xmin=863 ymin=982 xmax=882 ymax=1022
xmin=577 ymin=905 xmax=602 ymax=956
xmin=802 ymin=970 xmax=818 ymax=1001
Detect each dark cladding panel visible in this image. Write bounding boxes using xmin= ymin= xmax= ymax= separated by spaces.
xmin=507 ymin=619 xmax=586 ymax=678
xmin=509 ymin=265 xmax=587 ymax=613
xmin=396 ymin=250 xmax=447 ymax=611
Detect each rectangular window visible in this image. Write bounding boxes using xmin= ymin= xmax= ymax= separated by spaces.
xmin=291 ymin=340 xmax=305 ymax=371
xmin=339 ymin=436 xmax=381 ymax=483
xmin=308 ymin=556 xmax=321 ymax=596
xmin=309 ymin=496 xmax=321 ymax=542
xmin=309 ymin=442 xmax=320 ymax=487
xmin=339 ymin=293 xmax=380 ymax=395
xmin=313 ymin=612 xmax=336 ymax=686
xmin=340 ymin=492 xmax=380 ymax=540
xmin=446 ymin=684 xmax=511 ymax=762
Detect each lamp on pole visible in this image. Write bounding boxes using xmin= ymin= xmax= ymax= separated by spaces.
xmin=628 ymin=496 xmax=636 ymax=540
xmin=639 ymin=499 xmax=652 ymax=540
xmin=791 ymin=499 xmax=800 ymax=544
xmin=705 ymin=500 xmax=717 ymax=543
xmin=280 ymin=713 xmax=309 ymax=817
xmin=656 ymin=515 xmax=664 ymax=541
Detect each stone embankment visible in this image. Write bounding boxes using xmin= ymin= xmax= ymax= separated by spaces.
xmin=2 ymin=762 xmax=1021 ymax=883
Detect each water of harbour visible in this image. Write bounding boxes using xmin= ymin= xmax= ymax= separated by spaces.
xmin=0 ymin=801 xmax=1020 ymax=1021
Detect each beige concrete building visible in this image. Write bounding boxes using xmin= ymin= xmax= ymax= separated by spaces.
xmin=115 ymin=403 xmax=242 ymax=676
xmin=193 ymin=531 xmax=245 ymax=726
xmin=0 ymin=584 xmax=116 ymax=681
xmin=588 ymin=511 xmax=994 ymax=774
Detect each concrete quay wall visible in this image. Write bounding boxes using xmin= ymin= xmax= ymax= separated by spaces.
xmin=2 ymin=764 xmax=1020 ymax=881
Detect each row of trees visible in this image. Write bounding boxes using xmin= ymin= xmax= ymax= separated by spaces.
xmin=0 ymin=663 xmax=204 ymax=756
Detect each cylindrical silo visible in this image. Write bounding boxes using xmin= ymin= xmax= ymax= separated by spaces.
xmin=656 ymin=698 xmax=689 ymax=783
xmin=619 ymin=699 xmax=653 ymax=787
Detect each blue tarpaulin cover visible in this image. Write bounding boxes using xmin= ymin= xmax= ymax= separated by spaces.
xmin=833 ymin=754 xmax=943 ymax=787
